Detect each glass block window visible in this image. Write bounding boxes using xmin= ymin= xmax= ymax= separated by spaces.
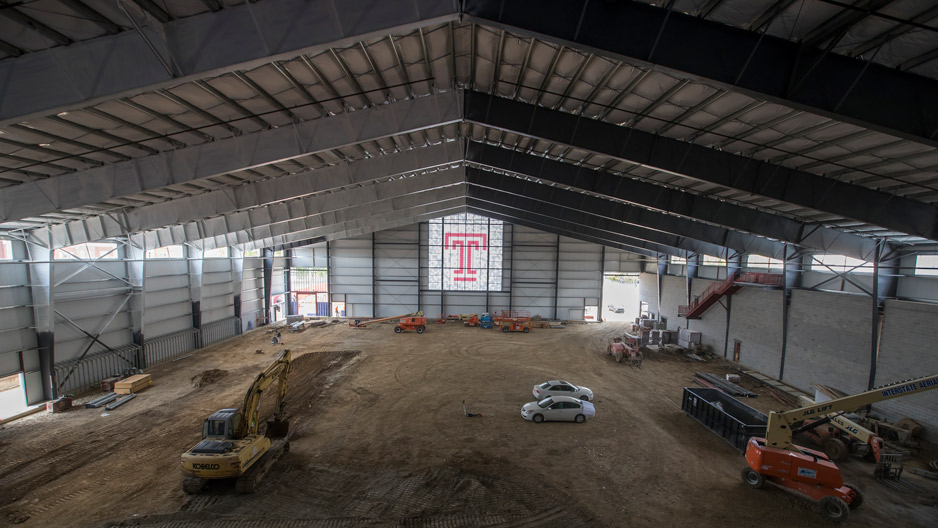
xmin=428 ymin=213 xmax=504 ymax=291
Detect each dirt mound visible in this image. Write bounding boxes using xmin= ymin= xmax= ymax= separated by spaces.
xmin=190 ymin=369 xmax=228 ymax=388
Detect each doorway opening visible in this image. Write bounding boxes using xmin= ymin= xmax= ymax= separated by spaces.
xmin=602 ymin=273 xmax=640 ymax=322
xmin=0 ymin=373 xmax=27 ymax=420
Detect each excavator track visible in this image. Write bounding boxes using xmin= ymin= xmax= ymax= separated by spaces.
xmin=235 ymin=438 xmax=290 ymax=493
xmin=182 ymin=476 xmax=207 ymax=494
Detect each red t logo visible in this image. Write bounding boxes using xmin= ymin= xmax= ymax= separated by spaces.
xmin=444 ymin=233 xmax=487 ymax=282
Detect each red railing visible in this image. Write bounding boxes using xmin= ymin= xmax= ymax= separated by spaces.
xmin=494 ymin=310 xmax=531 ymax=321
xmin=678 ymin=272 xmax=783 ymax=317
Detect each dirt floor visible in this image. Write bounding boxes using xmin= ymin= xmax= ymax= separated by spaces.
xmin=1 ymin=320 xmax=936 ymax=527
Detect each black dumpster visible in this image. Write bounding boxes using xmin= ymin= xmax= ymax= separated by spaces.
xmin=682 ymin=387 xmax=768 ymax=452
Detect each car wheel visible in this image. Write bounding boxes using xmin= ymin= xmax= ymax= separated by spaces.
xmin=416 ymin=326 xmax=425 ymax=334
xmin=394 ymin=326 xmax=402 ymax=334
xmin=818 ymin=496 xmax=849 ymax=524
xmin=574 ymin=414 xmax=585 ymax=423
xmin=741 ymin=467 xmax=764 ymax=489
xmin=532 ymin=414 xmax=544 ymax=423
xmin=580 ymin=395 xmax=589 ymax=401
xmin=502 ymin=326 xmax=509 ymax=333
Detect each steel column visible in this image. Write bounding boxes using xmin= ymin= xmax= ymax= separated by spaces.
xmin=25 ymin=235 xmax=55 ymax=400
xmin=262 ymin=248 xmax=273 ymax=327
xmin=188 ymin=244 xmax=204 ymax=343
xmin=125 ymin=234 xmax=147 ymax=368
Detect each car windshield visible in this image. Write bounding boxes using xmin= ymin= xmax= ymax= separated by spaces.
xmin=537 ymin=397 xmax=554 ymax=408
xmin=539 ymin=382 xmax=550 ymax=389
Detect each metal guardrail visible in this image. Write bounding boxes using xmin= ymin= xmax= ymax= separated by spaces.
xmin=143 ymin=328 xmax=198 ymax=367
xmin=199 ymin=316 xmax=240 ymax=347
xmin=54 ymin=344 xmax=139 ymax=395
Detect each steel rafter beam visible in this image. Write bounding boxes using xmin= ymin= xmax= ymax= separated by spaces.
xmin=463 ymin=0 xmax=938 ymax=148
xmin=464 ymin=171 xmax=720 ymax=258
xmin=1 ymin=5 xmax=73 ymax=46
xmin=0 ymin=0 xmax=458 ymax=126
xmin=466 ymin=142 xmax=881 ymax=260
xmin=464 ymin=90 xmax=938 ymax=241
xmin=33 ymin=151 xmax=465 ymax=249
xmin=242 ymin=197 xmax=468 ymax=251
xmin=467 ymin=165 xmax=777 ymax=258
xmin=35 ymin=142 xmax=463 ymax=248
xmin=131 ymin=170 xmax=464 ymax=252
xmin=0 ymin=91 xmax=463 ymax=225
xmin=800 ymin=0 xmax=894 ymax=50
xmin=465 ymin=202 xmax=658 ymax=259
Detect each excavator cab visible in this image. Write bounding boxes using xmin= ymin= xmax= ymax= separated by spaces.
xmin=201 ymin=409 xmax=242 ymax=440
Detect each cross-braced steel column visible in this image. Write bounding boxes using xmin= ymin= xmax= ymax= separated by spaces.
xmin=125 ymin=234 xmax=146 ymax=368
xmin=25 ymin=233 xmax=54 ymax=400
xmin=187 ymin=244 xmax=204 ymax=346
xmin=779 ymin=246 xmax=804 ymax=381
xmin=656 ymin=254 xmax=667 ymax=319
xmin=231 ymin=246 xmax=244 ymax=333
xmin=262 ymin=248 xmax=274 ymax=326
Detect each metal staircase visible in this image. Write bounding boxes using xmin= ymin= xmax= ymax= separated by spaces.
xmin=678 ymin=271 xmax=783 ymax=319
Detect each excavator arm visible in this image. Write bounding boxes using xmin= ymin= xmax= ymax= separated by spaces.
xmin=234 ymin=349 xmax=291 ymax=438
xmin=766 ymin=373 xmax=938 ymax=450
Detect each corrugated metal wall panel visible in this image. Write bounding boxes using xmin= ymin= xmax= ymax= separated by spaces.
xmin=330 ymin=237 xmax=375 ymax=318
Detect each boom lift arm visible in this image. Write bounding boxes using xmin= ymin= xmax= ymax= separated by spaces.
xmin=765 ymin=374 xmax=938 ymax=451
xmin=349 ymin=311 xmax=422 ymax=328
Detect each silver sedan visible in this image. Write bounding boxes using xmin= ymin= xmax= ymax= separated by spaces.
xmin=521 ymin=396 xmax=596 ymax=423
xmin=533 ymin=380 xmax=594 ymax=402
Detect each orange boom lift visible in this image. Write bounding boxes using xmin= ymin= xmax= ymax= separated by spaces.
xmin=742 ymin=373 xmax=938 ymax=523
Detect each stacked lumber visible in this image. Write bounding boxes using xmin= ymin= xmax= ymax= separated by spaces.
xmin=114 ymin=374 xmax=151 ymax=394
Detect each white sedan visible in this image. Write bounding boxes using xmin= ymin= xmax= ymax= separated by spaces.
xmin=521 ymin=396 xmax=595 ymax=423
xmin=533 ymin=380 xmax=594 ymax=402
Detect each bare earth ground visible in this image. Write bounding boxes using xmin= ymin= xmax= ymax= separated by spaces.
xmin=1 ymin=321 xmax=936 ymax=527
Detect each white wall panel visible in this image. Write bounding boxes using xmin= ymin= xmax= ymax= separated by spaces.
xmin=556 ymin=237 xmax=602 ymax=320
xmin=330 ymin=237 xmax=375 ymax=318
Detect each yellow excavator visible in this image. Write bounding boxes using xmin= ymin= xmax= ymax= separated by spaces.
xmin=180 ymin=349 xmax=292 ymax=493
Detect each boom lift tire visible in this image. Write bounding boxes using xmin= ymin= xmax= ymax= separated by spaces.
xmin=394 ymin=327 xmax=403 ymax=334
xmin=614 ymin=350 xmax=623 ymax=363
xmin=818 ymin=496 xmax=849 ymax=524
xmin=741 ymin=467 xmax=764 ymax=489
xmin=823 ymin=438 xmax=848 ymax=462
xmin=502 ymin=326 xmax=509 ymax=333
xmin=416 ymin=326 xmax=425 ymax=334
xmin=844 ymin=484 xmax=863 ymax=510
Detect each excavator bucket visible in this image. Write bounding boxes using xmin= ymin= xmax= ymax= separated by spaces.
xmin=266 ymin=418 xmax=290 ymax=439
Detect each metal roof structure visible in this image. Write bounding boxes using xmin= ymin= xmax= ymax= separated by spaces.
xmin=2 ymin=0 xmax=938 ymax=262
